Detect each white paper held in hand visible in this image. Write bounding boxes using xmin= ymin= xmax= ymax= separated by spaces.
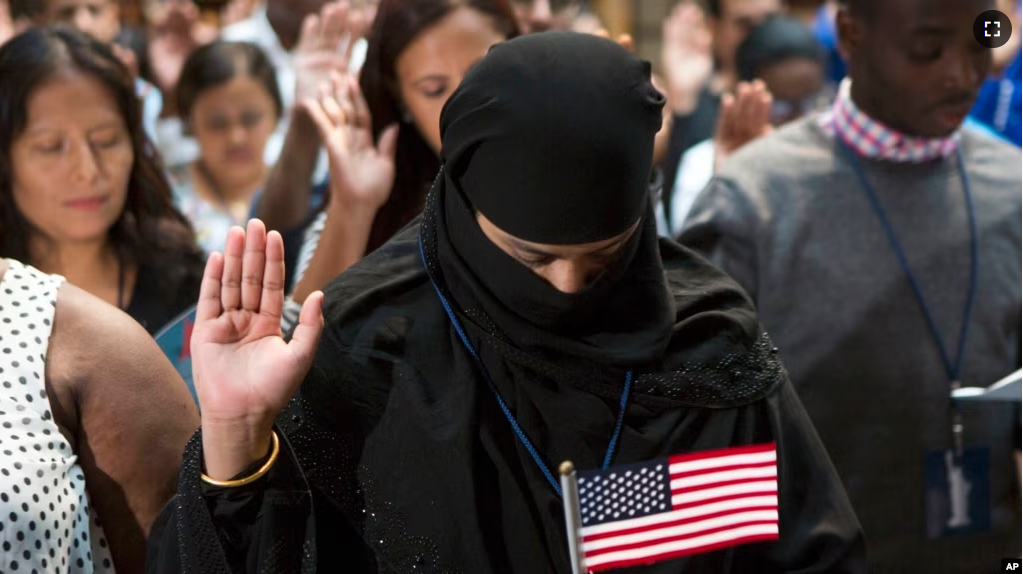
xmin=951 ymin=369 xmax=1022 ymax=402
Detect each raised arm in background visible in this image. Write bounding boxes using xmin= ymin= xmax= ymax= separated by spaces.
xmin=0 ymin=0 xmax=13 ymax=47
xmin=288 ymin=75 xmax=398 ymax=304
xmin=256 ymin=1 xmax=366 ymax=233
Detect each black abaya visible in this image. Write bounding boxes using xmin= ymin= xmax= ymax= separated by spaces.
xmin=147 ymin=218 xmax=865 ymax=574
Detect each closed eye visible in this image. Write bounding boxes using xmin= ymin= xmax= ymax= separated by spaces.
xmin=413 ymin=76 xmax=449 ymax=99
xmin=419 ymin=84 xmax=448 ymax=99
xmin=35 ymin=141 xmax=64 ymax=154
xmin=91 ymin=131 xmax=123 ymax=149
xmin=517 ymin=254 xmax=555 ymax=268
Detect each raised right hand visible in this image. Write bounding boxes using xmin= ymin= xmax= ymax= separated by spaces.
xmin=661 ymin=2 xmax=714 ymax=115
xmin=193 ymin=220 xmax=324 ymax=479
xmin=293 ymin=1 xmax=360 ymax=107
xmin=0 ymin=0 xmax=13 ymax=48
xmin=301 ymin=74 xmax=399 ymax=214
xmin=713 ymin=80 xmax=773 ymax=170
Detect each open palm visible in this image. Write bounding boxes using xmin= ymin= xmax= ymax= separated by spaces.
xmin=0 ymin=0 xmax=13 ymax=47
xmin=713 ymin=80 xmax=773 ymax=169
xmin=662 ymin=2 xmax=714 ymax=114
xmin=293 ymin=1 xmax=359 ymax=106
xmin=303 ymin=75 xmax=399 ymax=212
xmin=192 ymin=221 xmax=323 ymax=477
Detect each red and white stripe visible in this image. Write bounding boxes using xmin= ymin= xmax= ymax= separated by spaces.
xmin=581 ymin=443 xmax=780 ymax=571
xmin=820 ymin=79 xmax=958 ymax=163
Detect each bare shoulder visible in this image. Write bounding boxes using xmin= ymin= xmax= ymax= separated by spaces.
xmin=51 ymin=280 xmax=147 ymax=341
xmin=47 ymin=282 xmax=154 ymax=390
xmin=46 ymin=281 xmax=198 ymax=431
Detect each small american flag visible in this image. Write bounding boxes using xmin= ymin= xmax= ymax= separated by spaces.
xmin=572 ymin=443 xmax=779 ymax=571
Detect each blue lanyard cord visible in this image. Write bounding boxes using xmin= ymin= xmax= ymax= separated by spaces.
xmin=840 ymin=145 xmax=978 ymax=385
xmin=603 ymin=370 xmax=633 ymax=470
xmin=418 ymin=236 xmax=632 ymax=498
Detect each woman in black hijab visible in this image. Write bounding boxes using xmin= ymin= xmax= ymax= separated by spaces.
xmin=148 ymin=32 xmax=865 ymax=573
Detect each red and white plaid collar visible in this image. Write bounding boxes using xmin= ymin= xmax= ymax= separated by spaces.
xmin=819 ymin=79 xmax=959 ymax=163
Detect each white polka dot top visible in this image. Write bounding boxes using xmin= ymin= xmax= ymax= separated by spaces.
xmin=0 ymin=260 xmax=115 ymax=573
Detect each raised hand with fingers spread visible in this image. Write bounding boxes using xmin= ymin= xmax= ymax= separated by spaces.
xmin=293 ymin=1 xmax=359 ymax=107
xmin=256 ymin=0 xmax=368 ymax=234
xmin=303 ymin=75 xmax=399 ymax=213
xmin=0 ymin=0 xmax=13 ymax=48
xmin=661 ymin=2 xmax=714 ymax=115
xmin=285 ymin=75 xmax=399 ymax=304
xmin=192 ymin=220 xmax=324 ymax=480
xmin=713 ymin=80 xmax=773 ymax=169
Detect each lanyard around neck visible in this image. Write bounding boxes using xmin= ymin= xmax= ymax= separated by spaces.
xmin=418 ymin=235 xmax=632 ymax=498
xmin=837 ymin=143 xmax=979 ymax=389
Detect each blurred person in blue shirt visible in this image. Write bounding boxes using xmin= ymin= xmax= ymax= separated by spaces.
xmin=969 ymin=0 xmax=1021 ymax=146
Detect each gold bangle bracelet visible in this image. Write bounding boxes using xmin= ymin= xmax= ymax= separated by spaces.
xmin=201 ymin=430 xmax=280 ymax=488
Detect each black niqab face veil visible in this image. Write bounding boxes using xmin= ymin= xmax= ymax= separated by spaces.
xmin=422 ymin=32 xmax=673 ymax=367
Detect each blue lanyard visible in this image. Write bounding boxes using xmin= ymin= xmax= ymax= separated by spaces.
xmin=418 ymin=235 xmax=632 ymax=498
xmin=839 ymin=144 xmax=978 ymax=385
xmin=839 ymin=144 xmax=978 ymax=452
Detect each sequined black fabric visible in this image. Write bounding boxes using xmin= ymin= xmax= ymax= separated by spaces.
xmin=634 ymin=333 xmax=784 ymax=407
xmin=162 ymin=433 xmax=234 ymax=574
xmin=279 ymin=390 xmax=455 ymax=574
xmin=147 ymin=429 xmax=318 ymax=574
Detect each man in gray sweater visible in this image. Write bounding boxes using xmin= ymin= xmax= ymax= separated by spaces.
xmin=680 ymin=0 xmax=1021 ymax=571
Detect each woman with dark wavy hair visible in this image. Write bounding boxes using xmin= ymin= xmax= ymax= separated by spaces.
xmin=281 ymin=0 xmax=521 ymax=311
xmin=357 ymin=0 xmax=520 ymax=250
xmin=0 ymin=27 xmax=200 ymax=574
xmin=0 ymin=26 xmax=204 ymax=334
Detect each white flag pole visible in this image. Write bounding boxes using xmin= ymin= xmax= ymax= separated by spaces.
xmin=560 ymin=461 xmax=587 ymax=574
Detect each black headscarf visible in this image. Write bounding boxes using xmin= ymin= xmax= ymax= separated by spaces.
xmin=425 ymin=32 xmax=674 ymax=367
